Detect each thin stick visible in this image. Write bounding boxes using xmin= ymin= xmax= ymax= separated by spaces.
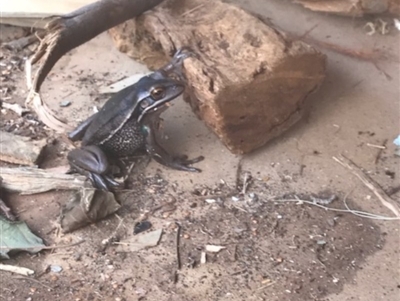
xmin=12 ymin=275 xmax=53 ymax=290
xmin=0 ymin=240 xmax=86 ymax=251
xmin=102 ymin=215 xmax=125 ymax=245
xmin=181 ymin=4 xmax=205 ymax=17
xmin=242 ymin=172 xmax=250 ymax=195
xmin=235 ymin=157 xmax=243 ymax=191
xmin=374 ymin=139 xmax=387 ymax=164
xmin=42 ymin=240 xmax=86 ymax=250
xmin=0 ymin=264 xmax=34 ymax=276
xmin=333 ymin=155 xmax=400 ymax=217
xmin=174 ymin=222 xmax=182 ymax=283
xmin=273 ymin=197 xmax=400 ymax=221
xmin=366 ymin=143 xmax=386 ymax=149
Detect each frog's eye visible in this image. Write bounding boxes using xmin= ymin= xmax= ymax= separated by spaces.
xmin=150 ymin=87 xmax=166 ymax=100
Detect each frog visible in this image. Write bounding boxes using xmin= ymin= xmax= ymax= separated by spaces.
xmin=67 ymin=49 xmax=204 ymax=190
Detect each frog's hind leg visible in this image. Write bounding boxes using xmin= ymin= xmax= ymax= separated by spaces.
xmin=67 ymin=145 xmax=120 ymax=190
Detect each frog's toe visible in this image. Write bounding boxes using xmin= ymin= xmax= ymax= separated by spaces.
xmin=174 ymin=155 xmax=204 ymax=165
xmin=185 ymin=166 xmax=202 ymax=173
xmin=88 ymin=173 xmax=120 ymax=191
xmin=182 ymin=155 xmax=205 ymax=165
xmin=171 ymin=160 xmax=202 ymax=173
xmin=104 ymin=175 xmax=121 ymax=188
xmin=88 ymin=173 xmax=110 ymax=191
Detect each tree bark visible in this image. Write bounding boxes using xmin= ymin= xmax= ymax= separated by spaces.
xmin=109 ymin=0 xmax=327 ymax=154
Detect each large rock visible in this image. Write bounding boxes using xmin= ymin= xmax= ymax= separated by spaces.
xmin=109 ymin=0 xmax=327 ymax=154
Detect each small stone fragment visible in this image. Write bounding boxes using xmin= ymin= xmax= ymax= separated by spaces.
xmin=200 ymin=251 xmax=207 ymax=264
xmin=50 ymin=265 xmax=63 ymax=273
xmin=60 ymin=100 xmax=71 ymax=107
xmin=205 ymin=245 xmax=226 ymax=253
xmin=134 ymin=221 xmax=152 ymax=234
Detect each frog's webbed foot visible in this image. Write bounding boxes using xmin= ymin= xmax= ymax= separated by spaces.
xmin=88 ymin=172 xmax=120 ymax=191
xmin=155 ymin=154 xmax=205 ymax=173
xmin=67 ymin=145 xmax=120 ymax=191
xmin=160 ymin=47 xmax=197 ymax=81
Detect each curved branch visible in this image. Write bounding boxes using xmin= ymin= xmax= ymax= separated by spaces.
xmin=30 ymin=0 xmax=164 ymax=93
xmin=25 ymin=0 xmax=164 ymax=132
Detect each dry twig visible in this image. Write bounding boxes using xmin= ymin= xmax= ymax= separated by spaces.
xmin=0 ymin=264 xmax=34 ymax=276
xmin=174 ymin=222 xmax=182 ymax=283
xmin=333 ymin=155 xmax=400 ymax=217
xmin=274 ymin=194 xmax=399 ymax=221
xmin=374 ymin=139 xmax=388 ymax=164
xmin=12 ymin=275 xmax=53 ymax=290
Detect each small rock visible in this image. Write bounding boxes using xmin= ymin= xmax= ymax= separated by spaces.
xmin=59 ymin=100 xmax=71 ymax=107
xmin=50 ymin=275 xmax=59 ymax=282
xmin=134 ymin=221 xmax=152 ymax=234
xmin=200 ymin=251 xmax=207 ymax=264
xmin=50 ymin=265 xmax=63 ymax=273
xmin=327 ymin=219 xmax=335 ymax=227
xmin=162 ymin=211 xmax=172 ymax=218
xmin=205 ymin=245 xmax=226 ymax=253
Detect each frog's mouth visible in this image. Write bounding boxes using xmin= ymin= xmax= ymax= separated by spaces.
xmin=152 ymin=101 xmax=172 ymax=111
xmin=139 ymin=100 xmax=173 ymax=122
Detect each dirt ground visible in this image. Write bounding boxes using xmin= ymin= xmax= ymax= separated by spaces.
xmin=1 ymin=0 xmax=399 ymax=300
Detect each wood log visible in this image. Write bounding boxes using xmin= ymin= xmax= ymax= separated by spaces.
xmin=293 ymin=0 xmax=400 ymax=17
xmin=108 ymin=0 xmax=327 ymax=154
xmin=0 ymin=167 xmax=86 ymax=195
xmin=0 ymin=131 xmax=47 ymax=166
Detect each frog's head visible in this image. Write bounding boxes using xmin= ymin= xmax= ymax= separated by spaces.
xmin=135 ymin=74 xmax=185 ymax=123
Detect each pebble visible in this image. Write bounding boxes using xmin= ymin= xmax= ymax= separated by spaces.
xmin=59 ymin=100 xmax=71 ymax=107
xmin=50 ymin=265 xmax=63 ymax=273
xmin=50 ymin=275 xmax=59 ymax=282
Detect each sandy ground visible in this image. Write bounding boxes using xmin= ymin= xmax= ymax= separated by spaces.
xmin=0 ymin=0 xmax=399 ymax=300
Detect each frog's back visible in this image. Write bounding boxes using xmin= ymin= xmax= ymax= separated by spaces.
xmin=82 ymin=84 xmax=141 ymax=146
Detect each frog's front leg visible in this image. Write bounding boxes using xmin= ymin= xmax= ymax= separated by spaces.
xmin=67 ymin=145 xmax=120 ymax=190
xmin=143 ymin=125 xmax=204 ymax=173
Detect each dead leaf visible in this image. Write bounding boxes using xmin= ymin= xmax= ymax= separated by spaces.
xmin=0 ymin=217 xmax=45 ymax=259
xmin=115 ymin=229 xmax=163 ymax=253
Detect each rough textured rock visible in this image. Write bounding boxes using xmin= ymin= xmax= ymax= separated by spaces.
xmin=293 ymin=0 xmax=400 ymax=17
xmin=108 ymin=0 xmax=327 ymax=154
xmin=0 ymin=131 xmax=46 ymax=166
